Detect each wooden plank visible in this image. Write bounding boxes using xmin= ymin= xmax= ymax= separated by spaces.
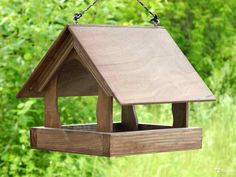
xmin=121 ymin=105 xmax=138 ymax=131
xmin=44 ymin=74 xmax=61 ymax=128
xmin=30 ymin=128 xmax=110 ymax=156
xmin=110 ymin=127 xmax=202 ymax=156
xmin=17 ymin=26 xmax=71 ymax=98
xmin=96 ymin=87 xmax=113 ymax=132
xmin=36 ymin=34 xmax=74 ymax=92
xmin=172 ymin=103 xmax=188 ymax=128
xmin=69 ymin=25 xmax=215 ymax=105
xmin=61 ymin=123 xmax=172 ymax=132
xmin=30 ymin=125 xmax=201 ymax=156
xmin=18 ymin=25 xmax=215 ymax=104
xmin=17 ymin=49 xmax=99 ymax=97
xmin=138 ymin=123 xmax=172 ymax=130
xmin=73 ymin=39 xmax=113 ymax=96
xmin=57 ymin=49 xmax=98 ymax=96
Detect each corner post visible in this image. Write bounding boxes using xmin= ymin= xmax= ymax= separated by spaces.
xmin=44 ymin=74 xmax=61 ymax=128
xmin=121 ymin=105 xmax=138 ymax=131
xmin=96 ymin=86 xmax=113 ymax=132
xmin=172 ymin=102 xmax=188 ymax=128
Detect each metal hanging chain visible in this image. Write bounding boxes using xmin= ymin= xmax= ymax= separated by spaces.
xmin=74 ymin=0 xmax=160 ymax=26
xmin=136 ymin=0 xmax=160 ymax=26
xmin=74 ymin=0 xmax=100 ymax=23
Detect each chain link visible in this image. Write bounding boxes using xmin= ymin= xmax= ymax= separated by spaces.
xmin=74 ymin=0 xmax=160 ymax=26
xmin=137 ymin=0 xmax=160 ymax=26
xmin=74 ymin=0 xmax=100 ymax=23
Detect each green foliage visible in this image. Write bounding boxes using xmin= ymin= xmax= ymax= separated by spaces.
xmin=0 ymin=0 xmax=235 ymax=176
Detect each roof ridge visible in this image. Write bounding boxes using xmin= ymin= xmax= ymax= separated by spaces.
xmin=67 ymin=24 xmax=165 ymax=29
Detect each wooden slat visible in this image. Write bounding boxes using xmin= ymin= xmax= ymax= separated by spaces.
xmin=30 ymin=126 xmax=202 ymax=156
xmin=36 ymin=34 xmax=74 ymax=92
xmin=30 ymin=128 xmax=110 ymax=156
xmin=96 ymin=87 xmax=113 ymax=132
xmin=110 ymin=127 xmax=202 ymax=156
xmin=121 ymin=105 xmax=138 ymax=131
xmin=172 ymin=103 xmax=188 ymax=128
xmin=138 ymin=123 xmax=172 ymax=130
xmin=73 ymin=39 xmax=113 ymax=96
xmin=44 ymin=74 xmax=61 ymax=128
xmin=61 ymin=123 xmax=172 ymax=132
xmin=57 ymin=49 xmax=98 ymax=96
xmin=17 ymin=26 xmax=70 ymax=98
xmin=69 ymin=25 xmax=215 ymax=105
xmin=17 ymin=25 xmax=215 ymax=105
xmin=17 ymin=49 xmax=99 ymax=97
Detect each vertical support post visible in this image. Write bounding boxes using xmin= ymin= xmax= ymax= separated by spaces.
xmin=121 ymin=105 xmax=138 ymax=131
xmin=96 ymin=87 xmax=113 ymax=132
xmin=172 ymin=102 xmax=188 ymax=128
xmin=44 ymin=74 xmax=61 ymax=128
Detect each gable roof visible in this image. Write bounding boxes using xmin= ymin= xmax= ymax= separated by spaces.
xmin=17 ymin=24 xmax=215 ymax=105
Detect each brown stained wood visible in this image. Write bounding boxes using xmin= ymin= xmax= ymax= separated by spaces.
xmin=69 ymin=25 xmax=215 ymax=105
xmin=17 ymin=26 xmax=70 ymax=98
xmin=44 ymin=74 xmax=61 ymax=128
xmin=62 ymin=123 xmax=172 ymax=132
xmin=109 ymin=127 xmax=202 ymax=156
xmin=96 ymin=87 xmax=113 ymax=132
xmin=57 ymin=49 xmax=98 ymax=96
xmin=18 ymin=25 xmax=215 ymax=105
xmin=73 ymin=39 xmax=113 ymax=96
xmin=30 ymin=125 xmax=202 ymax=156
xmin=172 ymin=103 xmax=188 ymax=128
xmin=17 ymin=25 xmax=209 ymax=157
xmin=17 ymin=49 xmax=99 ymax=97
xmin=36 ymin=34 xmax=74 ymax=92
xmin=30 ymin=128 xmax=37 ymax=148
xmin=30 ymin=128 xmax=110 ymax=156
xmin=121 ymin=105 xmax=138 ymax=131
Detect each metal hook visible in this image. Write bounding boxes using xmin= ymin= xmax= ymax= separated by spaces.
xmin=74 ymin=13 xmax=83 ymax=24
xmin=150 ymin=15 xmax=160 ymax=26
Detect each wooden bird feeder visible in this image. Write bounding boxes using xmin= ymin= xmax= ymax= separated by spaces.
xmin=17 ymin=25 xmax=215 ymax=156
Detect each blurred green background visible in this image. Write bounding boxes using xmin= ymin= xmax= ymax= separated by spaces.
xmin=0 ymin=0 xmax=236 ymax=176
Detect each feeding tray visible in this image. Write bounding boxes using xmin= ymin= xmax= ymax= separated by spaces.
xmin=17 ymin=25 xmax=215 ymax=156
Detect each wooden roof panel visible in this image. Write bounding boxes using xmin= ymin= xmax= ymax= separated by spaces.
xmin=18 ymin=25 xmax=215 ymax=104
xmin=69 ymin=25 xmax=215 ymax=104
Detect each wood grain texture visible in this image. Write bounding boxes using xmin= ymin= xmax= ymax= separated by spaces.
xmin=121 ymin=105 xmax=138 ymax=131
xmin=17 ymin=25 xmax=215 ymax=105
xmin=73 ymin=39 xmax=113 ymax=96
xmin=57 ymin=49 xmax=98 ymax=96
xmin=30 ymin=125 xmax=202 ymax=156
xmin=44 ymin=74 xmax=61 ymax=128
xmin=30 ymin=128 xmax=110 ymax=156
xmin=36 ymin=34 xmax=74 ymax=92
xmin=96 ymin=87 xmax=113 ymax=132
xmin=110 ymin=127 xmax=202 ymax=156
xmin=172 ymin=103 xmax=188 ymax=128
xmin=17 ymin=26 xmax=70 ymax=98
xmin=69 ymin=25 xmax=215 ymax=105
xmin=62 ymin=123 xmax=172 ymax=132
